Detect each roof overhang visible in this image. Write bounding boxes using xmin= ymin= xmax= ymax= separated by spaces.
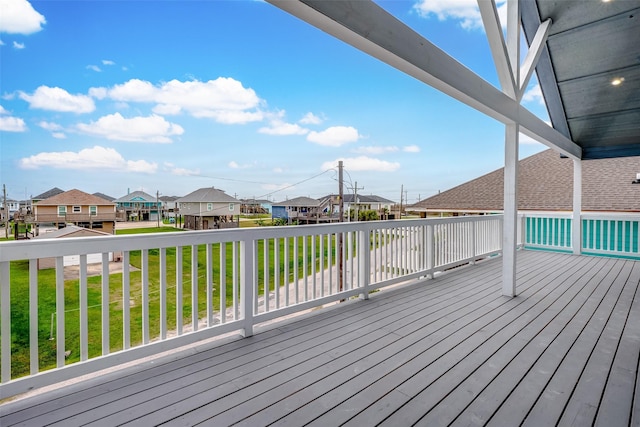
xmin=522 ymin=0 xmax=640 ymax=160
xmin=268 ymin=0 xmax=640 ymax=161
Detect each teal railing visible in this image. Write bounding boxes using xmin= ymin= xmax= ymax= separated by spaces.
xmin=523 ymin=214 xmax=640 ymax=259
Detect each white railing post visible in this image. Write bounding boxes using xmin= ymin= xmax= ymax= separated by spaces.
xmin=470 ymin=220 xmax=477 ymax=265
xmin=427 ymin=223 xmax=435 ymax=279
xmin=359 ymin=229 xmax=371 ymax=300
xmin=1 ymin=261 xmax=10 ymax=382
xmin=56 ymin=257 xmax=65 ymax=368
xmin=572 ymin=158 xmax=582 ymax=255
xmin=240 ymin=237 xmax=255 ymax=338
xmin=29 ymin=259 xmax=39 ymax=373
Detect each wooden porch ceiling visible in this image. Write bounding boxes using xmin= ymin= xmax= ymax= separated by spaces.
xmin=2 ymin=250 xmax=640 ymax=426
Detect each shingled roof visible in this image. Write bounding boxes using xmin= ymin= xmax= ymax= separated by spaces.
xmin=36 ymin=189 xmax=116 ymax=206
xmin=410 ymin=149 xmax=640 ymax=213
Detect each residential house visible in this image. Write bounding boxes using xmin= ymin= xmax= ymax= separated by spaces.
xmin=319 ymin=193 xmax=395 ymax=220
xmin=114 ymin=190 xmax=161 ymax=222
xmin=159 ymin=195 xmax=180 ymax=219
xmin=272 ymin=196 xmax=325 ymax=224
xmin=93 ymin=192 xmax=115 ymax=202
xmin=0 ymin=198 xmax=21 ymax=221
xmin=33 ymin=225 xmax=121 ymax=269
xmin=177 ymin=187 xmax=240 ymax=230
xmin=409 ymin=149 xmax=640 ymax=216
xmin=32 ymin=187 xmax=65 ymax=205
xmin=240 ymin=198 xmax=272 ymax=214
xmin=33 ymin=189 xmax=117 ymax=233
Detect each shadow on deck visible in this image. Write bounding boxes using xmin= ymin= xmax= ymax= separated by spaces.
xmin=2 ymin=250 xmax=640 ymax=426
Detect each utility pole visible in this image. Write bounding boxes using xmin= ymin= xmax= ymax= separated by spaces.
xmin=3 ymin=184 xmax=7 ymax=239
xmin=156 ymin=190 xmax=160 ymax=228
xmin=399 ymin=184 xmax=403 ymax=218
xmin=338 ymin=161 xmax=344 ymax=292
xmin=353 ymin=181 xmax=364 ymax=221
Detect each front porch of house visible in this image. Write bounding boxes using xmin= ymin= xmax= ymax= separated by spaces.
xmin=2 ymin=248 xmax=639 ymax=426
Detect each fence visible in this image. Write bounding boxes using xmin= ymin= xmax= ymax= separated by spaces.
xmin=0 ymin=215 xmax=502 ymax=398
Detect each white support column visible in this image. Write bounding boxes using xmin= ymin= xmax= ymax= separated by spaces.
xmin=503 ymin=123 xmax=519 ymax=297
xmin=572 ymin=158 xmax=582 ymax=255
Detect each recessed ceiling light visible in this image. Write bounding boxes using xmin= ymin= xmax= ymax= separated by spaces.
xmin=611 ymin=77 xmax=625 ymax=86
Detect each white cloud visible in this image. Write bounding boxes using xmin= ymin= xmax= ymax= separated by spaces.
xmin=228 ymin=160 xmax=253 ymax=169
xmin=259 ymin=119 xmax=308 ymax=136
xmin=0 ymin=0 xmax=46 ymax=35
xmin=0 ymin=105 xmax=27 ymax=131
xmin=76 ymin=113 xmax=184 ymax=143
xmin=99 ymin=77 xmax=263 ymax=124
xmin=20 ymin=86 xmax=95 ymax=113
xmin=164 ymin=163 xmax=200 ymax=176
xmin=0 ymin=115 xmax=27 ymax=132
xmin=413 ymin=0 xmax=506 ymax=30
xmin=88 ymin=86 xmax=108 ymax=99
xmin=353 ymin=145 xmax=399 ymax=155
xmin=12 ymin=41 xmax=24 ymax=49
xmin=19 ymin=145 xmax=157 ymax=173
xmin=0 ymin=39 xmax=4 ymax=45
xmin=299 ymin=112 xmax=323 ymax=125
xmin=403 ymin=145 xmax=421 ymax=153
xmin=102 ymin=59 xmax=115 ymax=65
xmin=522 ymin=83 xmax=545 ymax=106
xmin=86 ymin=64 xmax=101 ymax=72
xmin=321 ymin=156 xmax=400 ymax=172
xmin=38 ymin=121 xmax=63 ymax=131
xmin=38 ymin=121 xmax=66 ymax=138
xmin=273 ymin=167 xmax=283 ymax=173
xmin=307 ymin=126 xmax=361 ymax=147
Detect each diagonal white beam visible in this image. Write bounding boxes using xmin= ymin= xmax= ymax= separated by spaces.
xmin=519 ymin=18 xmax=552 ymax=99
xmin=477 ymin=0 xmax=516 ymax=98
xmin=506 ymin=0 xmax=520 ymax=85
xmin=268 ymin=0 xmax=581 ymax=160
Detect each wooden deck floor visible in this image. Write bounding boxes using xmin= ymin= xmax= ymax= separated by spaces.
xmin=2 ymin=250 xmax=640 ymax=426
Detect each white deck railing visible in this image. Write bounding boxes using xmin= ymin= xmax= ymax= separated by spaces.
xmin=522 ymin=212 xmax=640 ymax=259
xmin=0 ymin=215 xmax=502 ymax=398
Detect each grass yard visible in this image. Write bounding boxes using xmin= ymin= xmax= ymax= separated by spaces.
xmin=6 ymin=229 xmax=342 ymax=379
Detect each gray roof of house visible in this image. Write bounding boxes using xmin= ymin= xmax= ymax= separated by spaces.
xmin=32 ymin=187 xmax=64 ymax=201
xmin=319 ymin=194 xmax=395 ymax=204
xmin=93 ymin=192 xmax=115 ymax=202
xmin=409 ymin=149 xmax=640 ymax=213
xmin=176 ymin=187 xmax=239 ymax=203
xmin=36 ymin=189 xmax=116 ymax=206
xmin=114 ymin=191 xmax=157 ymax=203
xmin=33 ymin=225 xmax=111 ymax=239
xmin=273 ymin=196 xmax=320 ymax=207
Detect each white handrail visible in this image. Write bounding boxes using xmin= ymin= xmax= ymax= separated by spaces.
xmin=0 ymin=215 xmax=503 ymax=398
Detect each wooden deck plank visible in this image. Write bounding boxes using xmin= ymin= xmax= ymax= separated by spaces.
xmin=379 ymin=255 xmax=609 ymax=427
xmin=344 ymin=253 xmax=600 ymax=426
xmin=455 ymin=257 xmax=626 ymax=426
xmin=241 ymin=252 xmax=563 ymax=427
xmin=65 ymin=257 xmax=509 ymax=426
xmin=1 ymin=251 xmax=639 ymax=427
xmin=520 ymin=259 xmax=639 ymax=426
xmin=595 ymin=263 xmax=640 ymax=426
xmin=559 ymin=261 xmax=640 ymax=426
xmin=138 ymin=257 xmax=518 ymax=426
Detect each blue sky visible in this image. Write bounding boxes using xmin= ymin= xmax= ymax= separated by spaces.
xmin=0 ymin=0 xmax=548 ymax=204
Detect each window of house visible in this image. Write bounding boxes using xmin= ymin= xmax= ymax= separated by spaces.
xmin=73 ymin=206 xmax=81 ymax=213
xmin=90 ymin=206 xmax=97 ymax=216
xmin=58 ymin=206 xmax=66 ymax=216
xmin=229 ymin=203 xmax=235 ymax=211
xmin=207 ymin=203 xmax=213 ymax=211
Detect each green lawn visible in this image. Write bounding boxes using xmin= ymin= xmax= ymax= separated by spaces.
xmin=7 ymin=229 xmax=341 ymax=378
